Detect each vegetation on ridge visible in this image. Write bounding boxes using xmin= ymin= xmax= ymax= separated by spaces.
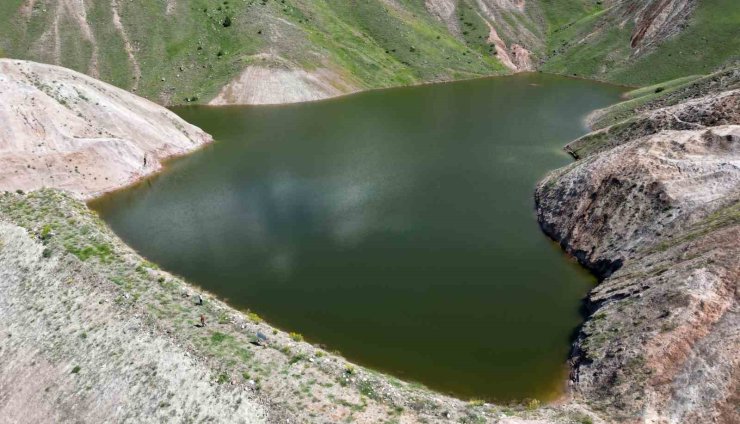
xmin=1 ymin=0 xmax=737 ymax=105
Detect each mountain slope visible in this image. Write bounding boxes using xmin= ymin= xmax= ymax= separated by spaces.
xmin=1 ymin=0 xmax=736 ymax=105
xmin=540 ymin=0 xmax=740 ymax=85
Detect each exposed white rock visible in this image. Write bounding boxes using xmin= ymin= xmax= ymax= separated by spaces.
xmin=209 ymin=64 xmax=359 ymax=106
xmin=0 ymin=59 xmax=212 ymax=199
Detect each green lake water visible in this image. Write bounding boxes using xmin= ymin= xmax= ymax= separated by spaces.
xmin=90 ymin=73 xmax=624 ymax=401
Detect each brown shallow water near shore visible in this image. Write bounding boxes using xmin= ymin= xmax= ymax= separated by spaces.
xmin=90 ymin=73 xmax=624 ymax=402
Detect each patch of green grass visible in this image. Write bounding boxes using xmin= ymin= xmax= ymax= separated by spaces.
xmin=612 ymin=0 xmax=740 ymax=85
xmin=210 ymin=331 xmax=231 ymax=345
xmin=623 ymin=75 xmax=702 ymax=99
xmin=542 ymin=12 xmax=632 ymax=79
xmin=467 ymin=398 xmax=485 ymax=406
xmin=67 ymin=242 xmax=114 ymax=262
xmin=540 ymin=0 xmax=600 ymax=32
xmin=525 ymin=398 xmax=541 ymax=410
xmin=247 ymin=311 xmax=263 ymax=323
xmin=357 ymin=379 xmax=380 ymax=400
xmin=456 ymin=1 xmax=496 ymax=58
xmin=542 ymin=0 xmax=740 ymax=85
xmin=588 ymin=75 xmax=709 ymax=129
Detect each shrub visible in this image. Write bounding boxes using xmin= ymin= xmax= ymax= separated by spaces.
xmin=71 ymin=365 xmax=81 ymax=374
xmin=525 ymin=398 xmax=540 ymax=410
xmin=289 ymin=332 xmax=304 ymax=342
xmin=40 ymin=224 xmax=52 ymax=241
xmin=247 ymin=311 xmax=263 ymax=323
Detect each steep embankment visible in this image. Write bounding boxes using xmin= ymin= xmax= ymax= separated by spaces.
xmin=536 ymin=70 xmax=739 ymax=423
xmin=2 ymin=0 xmax=735 ymax=105
xmin=0 ymin=58 xmax=211 ymax=198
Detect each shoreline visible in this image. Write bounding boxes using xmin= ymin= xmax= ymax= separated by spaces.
xmin=87 ymin=73 xmax=607 ymax=406
xmin=1 ymin=189 xmax=598 ymax=423
xmin=173 ymin=70 xmax=636 ymax=110
xmin=4 ymin=55 xmax=735 ymax=422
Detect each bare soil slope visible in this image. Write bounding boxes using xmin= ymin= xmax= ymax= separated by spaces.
xmin=536 ymin=74 xmax=739 ymax=423
xmin=0 ymin=59 xmax=211 ymax=199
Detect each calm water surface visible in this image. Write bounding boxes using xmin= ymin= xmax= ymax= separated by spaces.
xmin=90 ymin=74 xmax=623 ymax=401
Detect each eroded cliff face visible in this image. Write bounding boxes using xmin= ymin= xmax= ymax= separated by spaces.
xmin=0 ymin=59 xmax=212 ymax=199
xmin=536 ymin=76 xmax=739 ymax=423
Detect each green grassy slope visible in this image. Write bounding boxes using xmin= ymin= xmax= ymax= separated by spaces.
xmin=611 ymin=0 xmax=740 ymax=84
xmin=540 ymin=0 xmax=740 ymax=85
xmin=0 ymin=0 xmax=736 ymax=104
xmin=0 ymin=0 xmax=506 ymax=104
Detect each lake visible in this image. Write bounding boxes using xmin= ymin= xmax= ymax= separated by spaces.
xmin=90 ymin=73 xmax=624 ymax=401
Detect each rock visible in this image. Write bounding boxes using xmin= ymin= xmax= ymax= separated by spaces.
xmin=536 ymin=79 xmax=739 ymax=423
xmin=0 ymin=59 xmax=212 ymax=199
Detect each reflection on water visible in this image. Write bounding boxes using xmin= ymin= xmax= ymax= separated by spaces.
xmin=90 ymin=74 xmax=624 ymax=401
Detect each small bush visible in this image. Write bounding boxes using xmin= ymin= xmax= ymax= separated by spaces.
xmin=289 ymin=332 xmax=304 ymax=342
xmin=40 ymin=224 xmax=52 ymax=241
xmin=222 ymin=16 xmax=232 ymax=27
xmin=525 ymin=398 xmax=540 ymax=410
xmin=247 ymin=312 xmax=263 ymax=323
xmin=216 ymin=373 xmax=229 ymax=384
xmin=71 ymin=365 xmax=81 ymax=374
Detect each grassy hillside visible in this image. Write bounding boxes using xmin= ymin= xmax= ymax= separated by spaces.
xmin=0 ymin=0 xmax=737 ymax=104
xmin=0 ymin=0 xmax=506 ymax=104
xmin=540 ymin=0 xmax=740 ymax=85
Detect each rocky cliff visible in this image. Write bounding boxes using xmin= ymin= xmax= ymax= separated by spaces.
xmin=536 ymin=70 xmax=739 ymax=423
xmin=0 ymin=59 xmax=211 ymax=199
